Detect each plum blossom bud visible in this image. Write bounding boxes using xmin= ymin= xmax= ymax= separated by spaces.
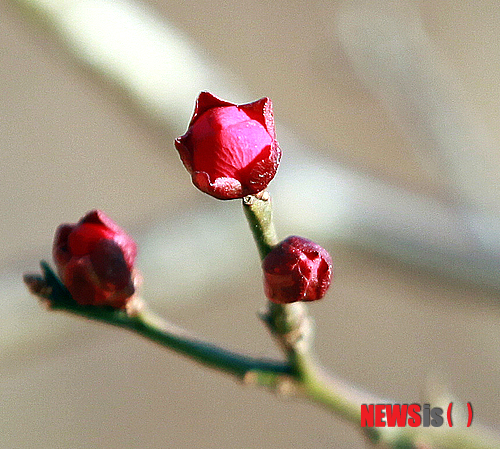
xmin=175 ymin=91 xmax=281 ymax=200
xmin=263 ymin=236 xmax=332 ymax=304
xmin=53 ymin=210 xmax=139 ymax=309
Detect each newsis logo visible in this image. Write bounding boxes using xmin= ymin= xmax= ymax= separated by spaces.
xmin=361 ymin=403 xmax=473 ymax=428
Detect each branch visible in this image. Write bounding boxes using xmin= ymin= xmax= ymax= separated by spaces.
xmin=24 ymin=261 xmax=293 ymax=390
xmin=242 ymin=193 xmax=500 ymax=449
xmin=23 ymin=257 xmax=500 ymax=448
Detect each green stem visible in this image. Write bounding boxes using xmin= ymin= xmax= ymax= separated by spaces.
xmin=89 ymin=307 xmax=291 ymax=381
xmin=242 ymin=193 xmax=279 ymax=258
xmin=28 ymin=262 xmax=292 ymax=388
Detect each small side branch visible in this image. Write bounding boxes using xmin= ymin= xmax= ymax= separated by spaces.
xmin=24 ymin=262 xmax=293 ymax=390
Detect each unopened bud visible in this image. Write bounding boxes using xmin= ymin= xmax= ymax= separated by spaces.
xmin=263 ymin=236 xmax=332 ymax=304
xmin=53 ymin=210 xmax=139 ymax=309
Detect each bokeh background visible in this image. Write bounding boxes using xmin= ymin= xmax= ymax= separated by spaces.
xmin=1 ymin=0 xmax=500 ymax=447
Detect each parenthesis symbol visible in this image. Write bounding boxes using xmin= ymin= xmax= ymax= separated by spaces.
xmin=447 ymin=402 xmax=453 ymax=427
xmin=467 ymin=402 xmax=473 ymax=427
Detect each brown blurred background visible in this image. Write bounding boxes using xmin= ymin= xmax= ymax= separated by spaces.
xmin=1 ymin=0 xmax=500 ymax=448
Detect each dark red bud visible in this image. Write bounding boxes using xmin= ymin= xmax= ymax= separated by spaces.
xmin=53 ymin=210 xmax=139 ymax=308
xmin=262 ymin=236 xmax=332 ymax=304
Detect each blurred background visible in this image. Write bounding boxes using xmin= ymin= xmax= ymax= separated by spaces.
xmin=1 ymin=0 xmax=500 ymax=447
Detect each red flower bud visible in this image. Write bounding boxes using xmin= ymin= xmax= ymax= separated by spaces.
xmin=262 ymin=236 xmax=332 ymax=304
xmin=175 ymin=91 xmax=281 ymax=200
xmin=53 ymin=210 xmax=139 ymax=308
